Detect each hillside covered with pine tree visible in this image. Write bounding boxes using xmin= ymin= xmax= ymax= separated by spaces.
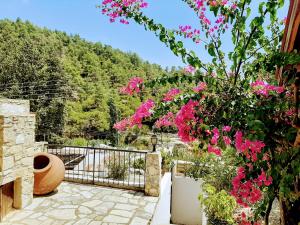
xmin=0 ymin=19 xmax=178 ymax=144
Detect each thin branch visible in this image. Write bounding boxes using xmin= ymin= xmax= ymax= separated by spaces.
xmin=235 ymin=1 xmax=247 ymax=45
xmin=209 ymin=33 xmax=229 ymax=78
xmin=234 ymin=9 xmax=268 ymax=85
xmin=242 ymin=34 xmax=281 ymax=63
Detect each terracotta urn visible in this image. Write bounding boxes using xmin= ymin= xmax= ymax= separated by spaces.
xmin=33 ymin=152 xmax=65 ymax=195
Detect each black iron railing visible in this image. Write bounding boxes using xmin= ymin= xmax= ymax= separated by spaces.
xmin=46 ymin=145 xmax=147 ymax=190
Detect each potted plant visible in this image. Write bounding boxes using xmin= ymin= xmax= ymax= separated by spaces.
xmin=199 ymin=183 xmax=237 ymax=225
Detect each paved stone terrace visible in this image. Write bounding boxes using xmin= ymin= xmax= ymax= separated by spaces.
xmin=3 ymin=182 xmax=158 ymax=225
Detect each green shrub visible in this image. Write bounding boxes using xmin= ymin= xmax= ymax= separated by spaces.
xmin=133 ymin=158 xmax=145 ymax=171
xmin=107 ymin=154 xmax=128 ymax=180
xmin=65 ymin=137 xmax=88 ymax=146
xmin=199 ymin=184 xmax=237 ymax=224
xmin=161 ymin=150 xmax=174 ymax=172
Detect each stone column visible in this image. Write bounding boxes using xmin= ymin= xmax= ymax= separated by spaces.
xmin=145 ymin=152 xmax=161 ymax=197
xmin=0 ymin=99 xmax=36 ymax=210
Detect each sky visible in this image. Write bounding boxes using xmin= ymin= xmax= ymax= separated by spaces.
xmin=0 ymin=0 xmax=289 ymax=69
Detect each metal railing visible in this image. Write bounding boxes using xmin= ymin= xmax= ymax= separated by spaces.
xmin=46 ymin=144 xmax=147 ymax=190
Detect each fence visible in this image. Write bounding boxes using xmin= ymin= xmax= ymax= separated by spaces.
xmin=45 ymin=144 xmax=147 ymax=190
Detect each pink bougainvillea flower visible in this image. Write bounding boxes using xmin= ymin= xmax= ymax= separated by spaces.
xmin=120 ymin=19 xmax=129 ymax=24
xmin=120 ymin=77 xmax=144 ymax=95
xmin=155 ymin=112 xmax=175 ymax=128
xmin=235 ymin=131 xmax=244 ymax=149
xmin=251 ymin=80 xmax=285 ymax=97
xmin=102 ymin=0 xmax=148 ymax=24
xmin=193 ymin=82 xmax=207 ymax=93
xmin=113 ymin=118 xmax=130 ymax=131
xmin=175 ymin=100 xmax=199 ymax=142
xmin=163 ymin=88 xmax=181 ymax=102
xmin=208 ymin=144 xmax=222 ymax=156
xmin=205 ymin=129 xmax=212 ymax=135
xmin=210 ymin=0 xmax=218 ymax=6
xmin=231 ymin=166 xmax=263 ymax=207
xmin=114 ymin=99 xmax=155 ymax=130
xmin=210 ymin=127 xmax=220 ymax=145
xmin=130 ymin=99 xmax=155 ymax=127
xmin=235 ymin=131 xmax=265 ymax=162
xmin=222 ymin=125 xmax=231 ymax=132
xmin=221 ymin=0 xmax=228 ymax=5
xmin=178 ymin=25 xmax=201 ymax=43
xmin=223 ymin=136 xmax=232 ymax=146
xmin=256 ymin=170 xmax=273 ymax=187
xmin=184 ymin=65 xmax=196 ymax=74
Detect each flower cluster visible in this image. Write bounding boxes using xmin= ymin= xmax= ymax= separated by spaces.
xmin=230 ymin=132 xmax=272 ymax=208
xmin=101 ymin=0 xmax=148 ymax=24
xmin=113 ymin=118 xmax=130 ymax=131
xmin=175 ymin=100 xmax=200 ymax=142
xmin=193 ymin=82 xmax=207 ymax=92
xmin=236 ymin=211 xmax=261 ymax=225
xmin=255 ymin=170 xmax=273 ymax=187
xmin=184 ymin=65 xmax=196 ymax=74
xmin=211 ymin=127 xmax=220 ymax=144
xmin=207 ymin=125 xmax=231 ymax=156
xmin=178 ymin=25 xmax=201 ymax=43
xmin=113 ymin=99 xmax=155 ymax=131
xmin=231 ymin=167 xmax=272 ymax=207
xmin=231 ymin=167 xmax=262 ymax=207
xmin=251 ymin=80 xmax=285 ymax=97
xmin=223 ymin=125 xmax=231 ymax=132
xmin=209 ymin=0 xmax=237 ymax=8
xmin=131 ymin=99 xmax=155 ymax=127
xmin=207 ymin=14 xmax=225 ymax=34
xmin=191 ymin=0 xmax=237 ymax=36
xmin=120 ymin=77 xmax=144 ymax=95
xmin=235 ymin=131 xmax=265 ymax=162
xmin=208 ymin=144 xmax=222 ymax=156
xmin=223 ymin=136 xmax=231 ymax=145
xmin=163 ymin=88 xmax=181 ymax=102
xmin=155 ymin=112 xmax=175 ymax=128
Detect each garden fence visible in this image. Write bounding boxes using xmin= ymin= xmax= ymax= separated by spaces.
xmin=45 ymin=144 xmax=147 ymax=190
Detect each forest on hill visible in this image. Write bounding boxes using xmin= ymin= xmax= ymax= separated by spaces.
xmin=0 ymin=19 xmax=179 ymax=144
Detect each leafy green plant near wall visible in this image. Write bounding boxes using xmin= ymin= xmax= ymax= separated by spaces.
xmin=133 ymin=158 xmax=146 ymax=171
xmin=199 ymin=183 xmax=237 ymax=225
xmin=107 ymin=154 xmax=129 ymax=180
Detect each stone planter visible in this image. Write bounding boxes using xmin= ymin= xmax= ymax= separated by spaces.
xmin=33 ymin=152 xmax=65 ymax=195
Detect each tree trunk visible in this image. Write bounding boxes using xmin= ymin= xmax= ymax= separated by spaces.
xmin=279 ymin=197 xmax=300 ymax=225
xmin=264 ymin=197 xmax=274 ymax=225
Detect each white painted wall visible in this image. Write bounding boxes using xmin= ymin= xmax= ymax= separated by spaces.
xmin=151 ymin=173 xmax=172 ymax=225
xmin=171 ymin=176 xmax=207 ymax=225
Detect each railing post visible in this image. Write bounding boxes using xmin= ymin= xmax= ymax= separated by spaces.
xmin=145 ymin=151 xmax=161 ymax=197
xmin=92 ymin=148 xmax=96 ymax=184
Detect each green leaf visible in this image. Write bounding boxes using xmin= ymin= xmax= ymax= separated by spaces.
xmin=208 ymin=43 xmax=216 ymax=57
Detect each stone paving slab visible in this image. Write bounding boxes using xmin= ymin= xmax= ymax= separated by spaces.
xmin=3 ymin=182 xmax=158 ymax=225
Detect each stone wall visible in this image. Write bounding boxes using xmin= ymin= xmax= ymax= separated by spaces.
xmin=145 ymin=152 xmax=161 ymax=197
xmin=0 ymin=99 xmax=37 ymax=209
xmin=0 ymin=99 xmax=30 ymax=116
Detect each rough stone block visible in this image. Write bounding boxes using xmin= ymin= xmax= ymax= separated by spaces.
xmin=0 ymin=99 xmax=35 ymax=214
xmin=0 ymin=99 xmax=30 ymax=116
xmin=145 ymin=152 xmax=161 ymax=197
